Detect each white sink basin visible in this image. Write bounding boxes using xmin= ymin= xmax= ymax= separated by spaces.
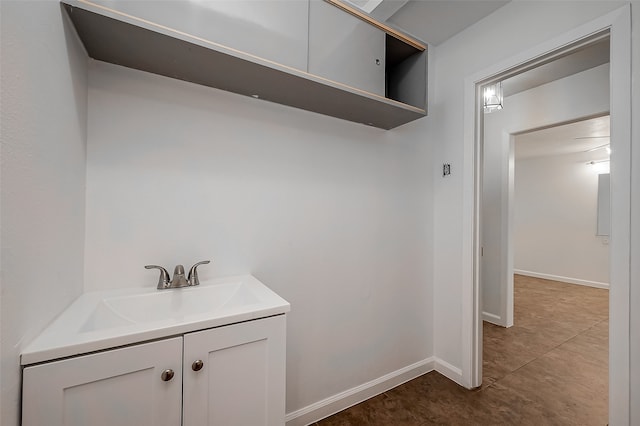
xmin=21 ymin=275 xmax=289 ymax=365
xmin=81 ymin=281 xmax=260 ymax=331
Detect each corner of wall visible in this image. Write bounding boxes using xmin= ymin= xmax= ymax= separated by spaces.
xmin=285 ymin=358 xmax=435 ymax=425
xmin=1 ymin=2 xmax=88 ymax=425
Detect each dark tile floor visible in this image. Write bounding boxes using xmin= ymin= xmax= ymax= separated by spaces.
xmin=316 ymin=275 xmax=609 ymax=425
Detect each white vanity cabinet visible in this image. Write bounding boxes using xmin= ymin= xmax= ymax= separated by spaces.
xmin=308 ymin=0 xmax=386 ymax=96
xmin=22 ymin=315 xmax=286 ymax=426
xmin=22 ymin=337 xmax=183 ymax=426
xmin=183 ymin=315 xmax=286 ymax=425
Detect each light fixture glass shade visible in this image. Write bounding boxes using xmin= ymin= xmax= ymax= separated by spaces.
xmin=483 ymin=82 xmax=503 ymax=113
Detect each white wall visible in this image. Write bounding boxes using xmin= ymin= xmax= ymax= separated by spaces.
xmin=84 ymin=61 xmax=434 ymax=416
xmin=3 ymin=0 xmax=638 ymax=424
xmin=482 ymin=64 xmax=610 ymax=324
xmin=513 ymin=151 xmax=610 ymax=285
xmin=630 ymin=2 xmax=640 ymax=423
xmin=0 ymin=2 xmax=88 ymax=425
xmin=429 ymin=0 xmax=626 ymax=382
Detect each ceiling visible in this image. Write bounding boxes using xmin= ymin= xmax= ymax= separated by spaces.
xmin=384 ymin=0 xmax=510 ymax=46
xmin=344 ymin=0 xmax=509 ymax=45
xmin=514 ymin=115 xmax=610 ymax=160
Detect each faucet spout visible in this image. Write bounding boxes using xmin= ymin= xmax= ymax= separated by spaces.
xmin=170 ymin=265 xmax=189 ymax=288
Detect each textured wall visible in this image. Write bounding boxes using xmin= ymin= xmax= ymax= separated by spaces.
xmin=0 ymin=2 xmax=88 ymax=425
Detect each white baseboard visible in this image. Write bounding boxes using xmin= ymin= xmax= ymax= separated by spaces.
xmin=514 ymin=269 xmax=609 ymax=289
xmin=434 ymin=357 xmax=464 ymax=385
xmin=482 ymin=311 xmax=503 ymax=326
xmin=285 ymin=357 xmax=435 ymax=426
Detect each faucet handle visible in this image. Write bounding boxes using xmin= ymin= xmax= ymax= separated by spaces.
xmin=145 ymin=265 xmax=170 ymax=289
xmin=187 ymin=260 xmax=211 ymax=286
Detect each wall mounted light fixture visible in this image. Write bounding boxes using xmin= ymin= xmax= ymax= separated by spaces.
xmin=483 ymin=82 xmax=503 ymax=113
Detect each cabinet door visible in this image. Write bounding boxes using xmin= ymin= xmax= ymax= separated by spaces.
xmin=308 ymin=0 xmax=385 ymax=96
xmin=22 ymin=337 xmax=182 ymax=426
xmin=92 ymin=0 xmax=310 ymax=71
xmin=183 ymin=315 xmax=286 ymax=426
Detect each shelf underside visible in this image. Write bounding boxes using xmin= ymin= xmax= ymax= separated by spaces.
xmin=63 ymin=2 xmax=426 ymax=130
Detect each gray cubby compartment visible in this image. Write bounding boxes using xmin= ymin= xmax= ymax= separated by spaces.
xmin=61 ymin=0 xmax=427 ymax=130
xmin=386 ymin=34 xmax=427 ymax=111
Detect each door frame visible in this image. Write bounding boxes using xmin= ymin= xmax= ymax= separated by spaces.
xmin=461 ymin=5 xmax=631 ymax=424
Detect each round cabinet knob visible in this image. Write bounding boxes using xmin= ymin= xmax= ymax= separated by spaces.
xmin=375 ymin=59 xmax=381 ymax=66
xmin=161 ymin=369 xmax=175 ymax=381
xmin=192 ymin=360 xmax=204 ymax=372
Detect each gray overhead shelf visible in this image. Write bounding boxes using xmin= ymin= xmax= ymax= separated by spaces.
xmin=61 ymin=1 xmax=426 ymax=130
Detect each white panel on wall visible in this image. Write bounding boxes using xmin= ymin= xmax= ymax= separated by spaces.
xmin=91 ymin=0 xmax=310 ymax=71
xmin=308 ymin=0 xmax=386 ymax=96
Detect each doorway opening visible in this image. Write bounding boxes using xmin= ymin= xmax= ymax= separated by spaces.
xmin=481 ymin=109 xmax=611 ymax=421
xmin=464 ymin=6 xmax=631 ymax=424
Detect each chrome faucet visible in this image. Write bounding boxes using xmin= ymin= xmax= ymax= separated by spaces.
xmin=145 ymin=260 xmax=210 ymax=290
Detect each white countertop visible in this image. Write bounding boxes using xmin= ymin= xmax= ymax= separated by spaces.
xmin=21 ymin=275 xmax=290 ymax=365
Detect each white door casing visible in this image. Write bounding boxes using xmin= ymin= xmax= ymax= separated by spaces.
xmin=462 ymin=4 xmax=631 ymax=424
